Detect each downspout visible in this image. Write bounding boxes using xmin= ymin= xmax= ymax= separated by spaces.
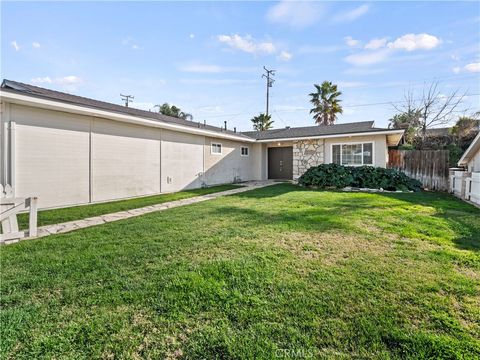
xmin=1 ymin=102 xmax=15 ymax=195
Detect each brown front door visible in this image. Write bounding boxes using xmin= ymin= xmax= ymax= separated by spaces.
xmin=268 ymin=147 xmax=293 ymax=179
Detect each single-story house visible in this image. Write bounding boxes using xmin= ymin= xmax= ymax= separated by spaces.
xmin=458 ymin=131 xmax=480 ymax=172
xmin=450 ymin=132 xmax=480 ymax=206
xmin=1 ymin=79 xmax=404 ymax=209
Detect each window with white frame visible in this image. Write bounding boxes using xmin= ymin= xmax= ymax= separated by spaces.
xmin=241 ymin=146 xmax=249 ymax=156
xmin=211 ymin=142 xmax=222 ymax=155
xmin=332 ymin=143 xmax=373 ymax=166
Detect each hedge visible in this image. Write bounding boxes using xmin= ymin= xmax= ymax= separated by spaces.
xmin=298 ymin=164 xmax=423 ymax=192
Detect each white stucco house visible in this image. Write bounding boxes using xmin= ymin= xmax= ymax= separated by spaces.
xmin=451 ymin=132 xmax=480 ymax=206
xmin=0 ymin=80 xmax=404 ymax=209
xmin=458 ymin=132 xmax=480 ymax=172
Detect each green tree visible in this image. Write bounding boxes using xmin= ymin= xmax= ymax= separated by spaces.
xmin=157 ymin=103 xmax=193 ymax=120
xmin=450 ymin=115 xmax=480 ymax=139
xmin=309 ymin=81 xmax=343 ymax=125
xmin=388 ymin=109 xmax=422 ymax=144
xmin=251 ymin=113 xmax=274 ymax=131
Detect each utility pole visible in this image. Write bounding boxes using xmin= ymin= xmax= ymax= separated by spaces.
xmin=120 ymin=94 xmax=134 ymax=107
xmin=262 ymin=66 xmax=275 ymax=117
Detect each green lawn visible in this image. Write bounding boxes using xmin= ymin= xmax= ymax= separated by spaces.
xmin=1 ymin=184 xmax=479 ymax=358
xmin=15 ymin=184 xmax=240 ymax=229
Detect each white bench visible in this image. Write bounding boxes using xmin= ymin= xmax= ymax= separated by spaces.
xmin=1 ymin=184 xmax=38 ymax=243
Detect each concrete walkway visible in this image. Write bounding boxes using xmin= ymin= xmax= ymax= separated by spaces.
xmin=3 ymin=180 xmax=278 ymax=245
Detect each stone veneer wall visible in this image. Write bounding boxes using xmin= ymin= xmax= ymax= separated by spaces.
xmin=292 ymin=139 xmax=325 ymax=180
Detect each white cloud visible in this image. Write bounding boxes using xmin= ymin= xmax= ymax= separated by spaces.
xmin=32 ymin=42 xmax=41 ymax=48
xmin=278 ymin=51 xmax=293 ymax=62
xmin=465 ymin=62 xmax=480 ymax=73
xmin=217 ymin=34 xmax=276 ymax=54
xmin=31 ymin=75 xmax=82 ymax=86
xmin=266 ymin=1 xmax=324 ymax=29
xmin=189 ymin=33 xmax=195 ymax=39
xmin=11 ymin=40 xmax=20 ymax=51
xmin=122 ymin=36 xmax=140 ymax=50
xmin=344 ymin=49 xmax=391 ymax=66
xmin=332 ymin=4 xmax=370 ymax=23
xmin=179 ymin=63 xmax=257 ymax=73
xmin=31 ymin=76 xmax=52 ymax=84
xmin=345 ymin=33 xmax=441 ymax=67
xmin=344 ymin=36 xmax=360 ymax=47
xmin=387 ymin=33 xmax=441 ymax=51
xmin=450 ymin=54 xmax=460 ymax=61
xmin=57 ymin=75 xmax=82 ymax=85
xmin=452 ymin=66 xmax=461 ymax=74
xmin=364 ymin=38 xmax=388 ymax=50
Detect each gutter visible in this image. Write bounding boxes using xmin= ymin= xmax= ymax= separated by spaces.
xmin=457 ymin=132 xmax=480 ymax=166
xmin=0 ymin=90 xmax=405 ymax=146
xmin=254 ymin=130 xmax=405 ymax=143
xmin=0 ymin=90 xmax=256 ymax=143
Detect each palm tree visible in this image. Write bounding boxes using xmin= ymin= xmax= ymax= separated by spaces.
xmin=251 ymin=113 xmax=273 ymax=131
xmin=157 ymin=103 xmax=193 ymax=120
xmin=309 ymin=81 xmax=343 ymax=125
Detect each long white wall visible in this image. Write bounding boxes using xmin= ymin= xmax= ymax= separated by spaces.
xmin=2 ymin=103 xmax=260 ymax=209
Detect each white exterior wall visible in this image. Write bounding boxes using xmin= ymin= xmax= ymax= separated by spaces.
xmin=2 ymin=102 xmax=262 ymax=209
xmin=10 ymin=104 xmax=91 ymax=208
xmin=92 ymin=118 xmax=161 ymax=202
xmin=203 ymin=137 xmax=262 ymax=185
xmin=161 ymin=129 xmax=204 ymax=192
xmin=324 ymin=134 xmax=388 ymax=167
xmin=467 ymin=149 xmax=480 ymax=172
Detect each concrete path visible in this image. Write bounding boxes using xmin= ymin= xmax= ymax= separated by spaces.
xmin=3 ymin=180 xmax=278 ymax=245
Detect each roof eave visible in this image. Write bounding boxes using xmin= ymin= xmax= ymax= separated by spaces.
xmin=0 ymin=89 xmax=256 ymax=143
xmin=457 ymin=132 xmax=480 ymax=166
xmin=255 ymin=129 xmax=405 ymax=143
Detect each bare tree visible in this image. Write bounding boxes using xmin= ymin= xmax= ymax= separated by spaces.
xmin=393 ymin=82 xmax=466 ymax=141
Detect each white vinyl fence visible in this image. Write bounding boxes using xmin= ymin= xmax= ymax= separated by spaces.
xmin=1 ymin=184 xmax=38 ymax=244
xmin=449 ymin=169 xmax=480 ymax=206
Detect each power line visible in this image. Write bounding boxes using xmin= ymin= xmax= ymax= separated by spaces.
xmin=120 ymin=94 xmax=134 ymax=107
xmin=273 ymin=92 xmax=480 ymax=112
xmin=262 ymin=66 xmax=275 ymax=116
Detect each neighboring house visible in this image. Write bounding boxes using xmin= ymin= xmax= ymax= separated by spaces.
xmin=0 ymin=80 xmax=403 ymax=208
xmin=458 ymin=131 xmax=480 ymax=172
xmin=450 ymin=132 xmax=480 ymax=206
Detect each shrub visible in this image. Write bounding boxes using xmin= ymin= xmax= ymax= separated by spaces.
xmin=298 ymin=164 xmax=422 ymax=192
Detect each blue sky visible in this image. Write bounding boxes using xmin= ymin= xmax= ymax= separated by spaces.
xmin=2 ymin=1 xmax=479 ymax=131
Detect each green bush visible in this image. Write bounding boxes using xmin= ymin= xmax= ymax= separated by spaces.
xmin=298 ymin=164 xmax=423 ymax=192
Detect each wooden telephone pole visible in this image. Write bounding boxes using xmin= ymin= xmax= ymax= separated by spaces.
xmin=120 ymin=94 xmax=134 ymax=107
xmin=262 ymin=66 xmax=275 ymax=117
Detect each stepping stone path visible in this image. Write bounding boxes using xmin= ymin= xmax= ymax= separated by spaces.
xmin=2 ymin=181 xmax=278 ymax=245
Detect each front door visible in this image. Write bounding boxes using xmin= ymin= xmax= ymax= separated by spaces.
xmin=268 ymin=147 xmax=293 ymax=179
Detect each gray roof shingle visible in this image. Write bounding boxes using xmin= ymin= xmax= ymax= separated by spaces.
xmin=242 ymin=121 xmax=391 ymax=140
xmin=2 ymin=79 xmax=400 ymax=142
xmin=1 ymin=79 xmax=251 ymax=139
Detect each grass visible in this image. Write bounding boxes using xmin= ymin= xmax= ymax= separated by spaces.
xmin=15 ymin=184 xmax=240 ymax=229
xmin=1 ymin=184 xmax=479 ymax=358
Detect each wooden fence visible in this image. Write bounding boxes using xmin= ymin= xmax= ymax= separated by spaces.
xmin=388 ymin=150 xmax=449 ymax=191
